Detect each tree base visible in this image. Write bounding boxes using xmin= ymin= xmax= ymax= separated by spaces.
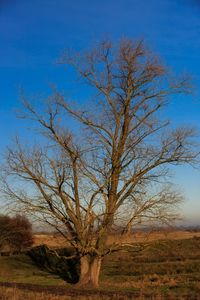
xmin=77 ymin=256 xmax=102 ymax=288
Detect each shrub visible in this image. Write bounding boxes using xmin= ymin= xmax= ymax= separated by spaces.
xmin=0 ymin=214 xmax=33 ymax=252
xmin=28 ymin=245 xmax=80 ymax=283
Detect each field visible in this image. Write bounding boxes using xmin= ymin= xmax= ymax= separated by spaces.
xmin=33 ymin=229 xmax=200 ymax=248
xmin=0 ymin=231 xmax=200 ymax=299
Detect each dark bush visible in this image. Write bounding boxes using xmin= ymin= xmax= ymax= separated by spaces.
xmin=0 ymin=214 xmax=33 ymax=252
xmin=27 ymin=245 xmax=80 ymax=283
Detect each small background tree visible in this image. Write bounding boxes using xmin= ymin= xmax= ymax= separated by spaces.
xmin=0 ymin=215 xmax=33 ymax=253
xmin=1 ymin=39 xmax=199 ymax=286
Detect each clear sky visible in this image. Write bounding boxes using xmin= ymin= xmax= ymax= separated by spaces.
xmin=0 ymin=0 xmax=200 ymax=225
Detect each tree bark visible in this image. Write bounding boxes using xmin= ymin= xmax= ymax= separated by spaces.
xmin=77 ymin=255 xmax=102 ymax=287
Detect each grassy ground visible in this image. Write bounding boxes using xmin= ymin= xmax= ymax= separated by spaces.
xmin=0 ymin=254 xmax=66 ymax=286
xmin=0 ymin=287 xmax=142 ymax=300
xmin=101 ymin=236 xmax=200 ymax=297
xmin=33 ymin=230 xmax=200 ymax=248
xmin=0 ymin=235 xmax=200 ymax=298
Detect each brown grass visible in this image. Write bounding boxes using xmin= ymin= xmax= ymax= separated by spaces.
xmin=0 ymin=286 xmax=149 ymax=300
xmin=0 ymin=287 xmax=91 ymax=300
xmin=0 ymin=287 xmax=65 ymax=300
xmin=1 ymin=233 xmax=200 ymax=299
xmin=33 ymin=234 xmax=67 ymax=248
xmin=33 ymin=230 xmax=200 ymax=248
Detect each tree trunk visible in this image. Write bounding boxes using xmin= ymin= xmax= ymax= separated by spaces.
xmin=77 ymin=255 xmax=102 ymax=287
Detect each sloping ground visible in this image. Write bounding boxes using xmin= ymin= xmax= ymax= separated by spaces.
xmin=101 ymin=237 xmax=200 ymax=297
xmin=0 ymin=237 xmax=199 ymax=298
xmin=0 ymin=254 xmax=66 ymax=286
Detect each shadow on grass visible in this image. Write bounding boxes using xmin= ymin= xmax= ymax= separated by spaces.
xmin=27 ymin=245 xmax=80 ymax=284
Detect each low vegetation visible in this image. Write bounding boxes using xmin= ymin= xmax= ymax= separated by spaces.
xmin=0 ymin=286 xmax=139 ymax=300
xmin=0 ymin=235 xmax=199 ymax=298
xmin=27 ymin=245 xmax=79 ymax=283
xmin=0 ymin=254 xmax=65 ymax=286
xmin=101 ymin=236 xmax=200 ymax=296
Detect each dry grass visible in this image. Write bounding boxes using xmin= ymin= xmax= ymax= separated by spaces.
xmin=1 ymin=234 xmax=200 ymax=299
xmin=100 ymin=236 xmax=200 ymax=298
xmin=0 ymin=286 xmax=180 ymax=300
xmin=33 ymin=230 xmax=200 ymax=248
xmin=33 ymin=234 xmax=67 ymax=248
xmin=0 ymin=287 xmax=93 ymax=300
xmin=0 ymin=287 xmax=65 ymax=300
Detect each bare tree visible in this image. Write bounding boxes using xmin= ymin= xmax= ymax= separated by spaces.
xmin=2 ymin=40 xmax=199 ymax=287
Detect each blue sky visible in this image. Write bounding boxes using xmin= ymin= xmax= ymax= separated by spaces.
xmin=0 ymin=0 xmax=200 ymax=224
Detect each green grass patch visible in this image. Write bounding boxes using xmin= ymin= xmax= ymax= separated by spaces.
xmin=0 ymin=254 xmax=66 ymax=286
